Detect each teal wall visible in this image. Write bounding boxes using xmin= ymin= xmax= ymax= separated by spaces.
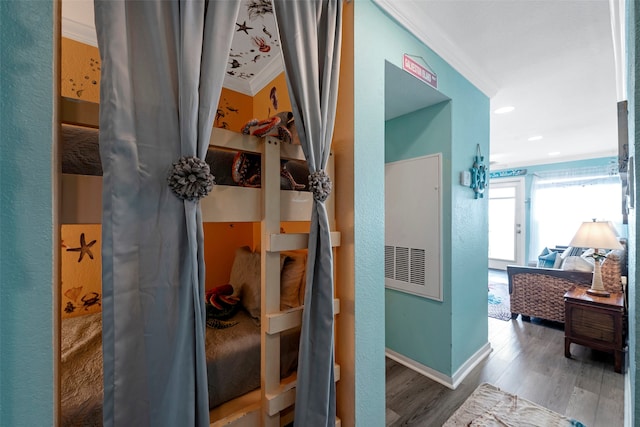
xmin=627 ymin=0 xmax=639 ymax=423
xmin=492 ymin=156 xmax=620 ymax=264
xmin=0 ymin=4 xmax=56 ymax=426
xmin=352 ymin=3 xmax=386 ymax=424
xmin=357 ymin=0 xmax=490 ymax=383
xmin=385 ymin=102 xmax=453 ymax=374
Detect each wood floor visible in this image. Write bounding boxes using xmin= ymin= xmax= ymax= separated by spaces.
xmin=386 ymin=316 xmax=625 ymax=426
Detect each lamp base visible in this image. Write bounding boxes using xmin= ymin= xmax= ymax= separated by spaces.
xmin=587 ymin=288 xmax=611 ymax=298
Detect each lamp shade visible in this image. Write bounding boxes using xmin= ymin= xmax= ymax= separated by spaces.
xmin=569 ymin=220 xmax=623 ymax=250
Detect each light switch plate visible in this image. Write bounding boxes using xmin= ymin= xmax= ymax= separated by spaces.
xmin=460 ymin=170 xmax=471 ymax=186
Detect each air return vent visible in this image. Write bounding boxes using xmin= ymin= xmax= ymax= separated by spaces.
xmin=395 ymin=247 xmax=409 ymax=282
xmin=410 ymin=248 xmax=425 ymax=286
xmin=385 ymin=154 xmax=442 ymax=300
xmin=385 ymin=246 xmax=394 ymax=279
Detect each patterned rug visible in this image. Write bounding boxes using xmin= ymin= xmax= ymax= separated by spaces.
xmin=444 ymin=383 xmax=585 ymax=426
xmin=488 ymin=281 xmax=511 ymax=321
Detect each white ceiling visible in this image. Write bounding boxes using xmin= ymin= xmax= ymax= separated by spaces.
xmin=62 ymin=0 xmax=625 ymax=169
xmin=375 ymin=0 xmax=625 ymax=169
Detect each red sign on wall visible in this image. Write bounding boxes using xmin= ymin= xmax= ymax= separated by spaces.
xmin=403 ymin=54 xmax=437 ymax=89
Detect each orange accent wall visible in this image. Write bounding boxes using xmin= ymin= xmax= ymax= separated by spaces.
xmin=61 ymin=38 xmax=101 ymax=102
xmin=203 ymin=222 xmax=254 ymax=290
xmin=216 ymin=88 xmax=253 ymax=133
xmin=217 ymin=72 xmax=293 ymax=136
xmin=253 ymin=73 xmax=292 ymax=119
xmin=61 ymin=225 xmax=102 ymax=318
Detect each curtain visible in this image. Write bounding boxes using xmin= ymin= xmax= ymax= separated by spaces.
xmin=95 ymin=2 xmax=240 ymax=426
xmin=529 ymin=164 xmax=622 ymax=263
xmin=272 ymin=1 xmax=343 ymax=426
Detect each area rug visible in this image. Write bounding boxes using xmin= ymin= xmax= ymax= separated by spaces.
xmin=444 ymin=383 xmax=585 ymax=427
xmin=488 ymin=281 xmax=511 ymax=321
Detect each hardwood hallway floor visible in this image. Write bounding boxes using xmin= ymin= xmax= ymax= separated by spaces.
xmin=386 ymin=316 xmax=625 ymax=426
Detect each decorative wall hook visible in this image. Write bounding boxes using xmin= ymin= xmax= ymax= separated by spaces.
xmin=470 ymin=144 xmax=487 ymax=199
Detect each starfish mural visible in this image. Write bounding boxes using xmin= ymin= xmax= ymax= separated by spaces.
xmin=66 ymin=232 xmax=97 ymax=263
xmin=235 ymin=21 xmax=253 ymax=35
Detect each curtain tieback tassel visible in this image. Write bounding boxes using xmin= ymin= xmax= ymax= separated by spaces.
xmin=167 ymin=156 xmax=215 ymax=201
xmin=309 ymin=170 xmax=332 ymax=202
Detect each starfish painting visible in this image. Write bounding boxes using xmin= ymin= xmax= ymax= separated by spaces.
xmin=236 ymin=21 xmax=253 ymax=35
xmin=66 ymin=232 xmax=97 ymax=262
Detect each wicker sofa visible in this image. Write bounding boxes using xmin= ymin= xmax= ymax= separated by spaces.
xmin=507 ymin=245 xmax=626 ymax=323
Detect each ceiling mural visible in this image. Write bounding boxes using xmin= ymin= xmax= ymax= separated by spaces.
xmin=225 ymin=0 xmax=282 ymax=93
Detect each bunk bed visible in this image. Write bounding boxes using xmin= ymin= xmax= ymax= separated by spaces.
xmin=59 ymin=97 xmax=341 ymax=427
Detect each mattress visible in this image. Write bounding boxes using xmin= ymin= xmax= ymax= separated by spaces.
xmin=205 ymin=309 xmax=300 ymax=408
xmin=61 ymin=124 xmax=310 ymax=191
xmin=60 ymin=310 xmax=300 ymax=425
xmin=61 ymin=312 xmax=103 ymax=427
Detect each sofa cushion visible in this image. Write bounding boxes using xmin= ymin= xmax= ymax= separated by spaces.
xmin=562 ymin=255 xmax=593 ymax=272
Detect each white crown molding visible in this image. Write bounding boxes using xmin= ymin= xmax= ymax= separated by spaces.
xmin=62 ymin=17 xmax=97 ymax=47
xmin=248 ymin=52 xmax=284 ymax=96
xmin=372 ymin=0 xmax=498 ymax=97
xmin=223 ymin=52 xmax=283 ymax=97
xmin=222 ymin=74 xmax=252 ymax=96
xmin=609 ymin=0 xmax=627 ymax=101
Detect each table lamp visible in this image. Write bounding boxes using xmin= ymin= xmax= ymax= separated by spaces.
xmin=569 ymin=220 xmax=623 ymax=297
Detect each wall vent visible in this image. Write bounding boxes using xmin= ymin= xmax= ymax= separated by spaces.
xmin=395 ymin=247 xmax=409 ymax=282
xmin=384 ymin=246 xmax=426 ymax=286
xmin=410 ymin=248 xmax=425 ymax=286
xmin=385 ymin=154 xmax=442 ymax=300
xmin=385 ymin=245 xmax=394 ymax=279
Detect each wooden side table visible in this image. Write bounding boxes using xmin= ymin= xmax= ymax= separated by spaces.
xmin=564 ymin=286 xmax=625 ymax=373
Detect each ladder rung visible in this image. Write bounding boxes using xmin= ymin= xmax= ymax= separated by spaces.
xmin=267 ymin=299 xmax=340 ymax=335
xmin=265 ymin=364 xmax=341 ymax=416
xmin=267 ymin=232 xmax=341 ymax=252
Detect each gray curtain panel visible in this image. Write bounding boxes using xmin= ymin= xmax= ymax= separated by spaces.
xmin=273 ymin=1 xmax=343 ymax=425
xmin=94 ymin=1 xmax=239 ymax=426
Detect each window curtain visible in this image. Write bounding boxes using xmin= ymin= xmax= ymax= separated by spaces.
xmin=272 ymin=1 xmax=342 ymax=425
xmin=529 ymin=165 xmax=622 ymax=263
xmin=94 ymin=2 xmax=240 ymax=426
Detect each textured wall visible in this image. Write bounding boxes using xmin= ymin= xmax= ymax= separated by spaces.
xmin=61 ymin=37 xmax=101 ymax=102
xmin=356 ymin=0 xmax=489 ymax=387
xmin=0 ymin=4 xmax=55 ymax=425
xmin=385 ymin=102 xmax=454 ymax=374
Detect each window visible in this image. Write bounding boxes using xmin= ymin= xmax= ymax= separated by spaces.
xmin=529 ymin=165 xmax=622 ymax=263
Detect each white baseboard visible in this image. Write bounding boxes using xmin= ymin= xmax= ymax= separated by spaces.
xmin=385 ymin=342 xmax=492 ymax=390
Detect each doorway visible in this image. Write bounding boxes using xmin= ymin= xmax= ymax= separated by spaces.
xmin=488 ymin=178 xmax=525 ymax=270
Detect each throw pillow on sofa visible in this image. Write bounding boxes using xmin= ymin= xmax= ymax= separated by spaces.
xmin=537 ymin=247 xmax=560 ymax=268
xmin=562 ymin=255 xmax=594 ymax=272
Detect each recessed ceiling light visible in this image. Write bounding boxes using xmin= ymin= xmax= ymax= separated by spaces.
xmin=494 ymin=106 xmax=515 ymax=114
xmin=548 ymin=151 xmax=560 ymax=156
xmin=528 ymin=135 xmax=543 ymax=141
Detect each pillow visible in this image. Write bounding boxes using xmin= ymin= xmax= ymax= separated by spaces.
xmin=280 ymin=250 xmax=307 ymax=310
xmin=553 ymin=252 xmax=563 ymax=269
xmin=229 ymin=246 xmax=262 ymax=320
xmin=580 ymin=248 xmax=601 ymax=266
xmin=561 ymin=256 xmax=594 ymax=272
xmin=558 ymin=246 xmax=586 ymax=268
xmin=537 ymin=248 xmax=558 ymax=268
xmin=229 ymin=246 xmax=288 ymax=322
